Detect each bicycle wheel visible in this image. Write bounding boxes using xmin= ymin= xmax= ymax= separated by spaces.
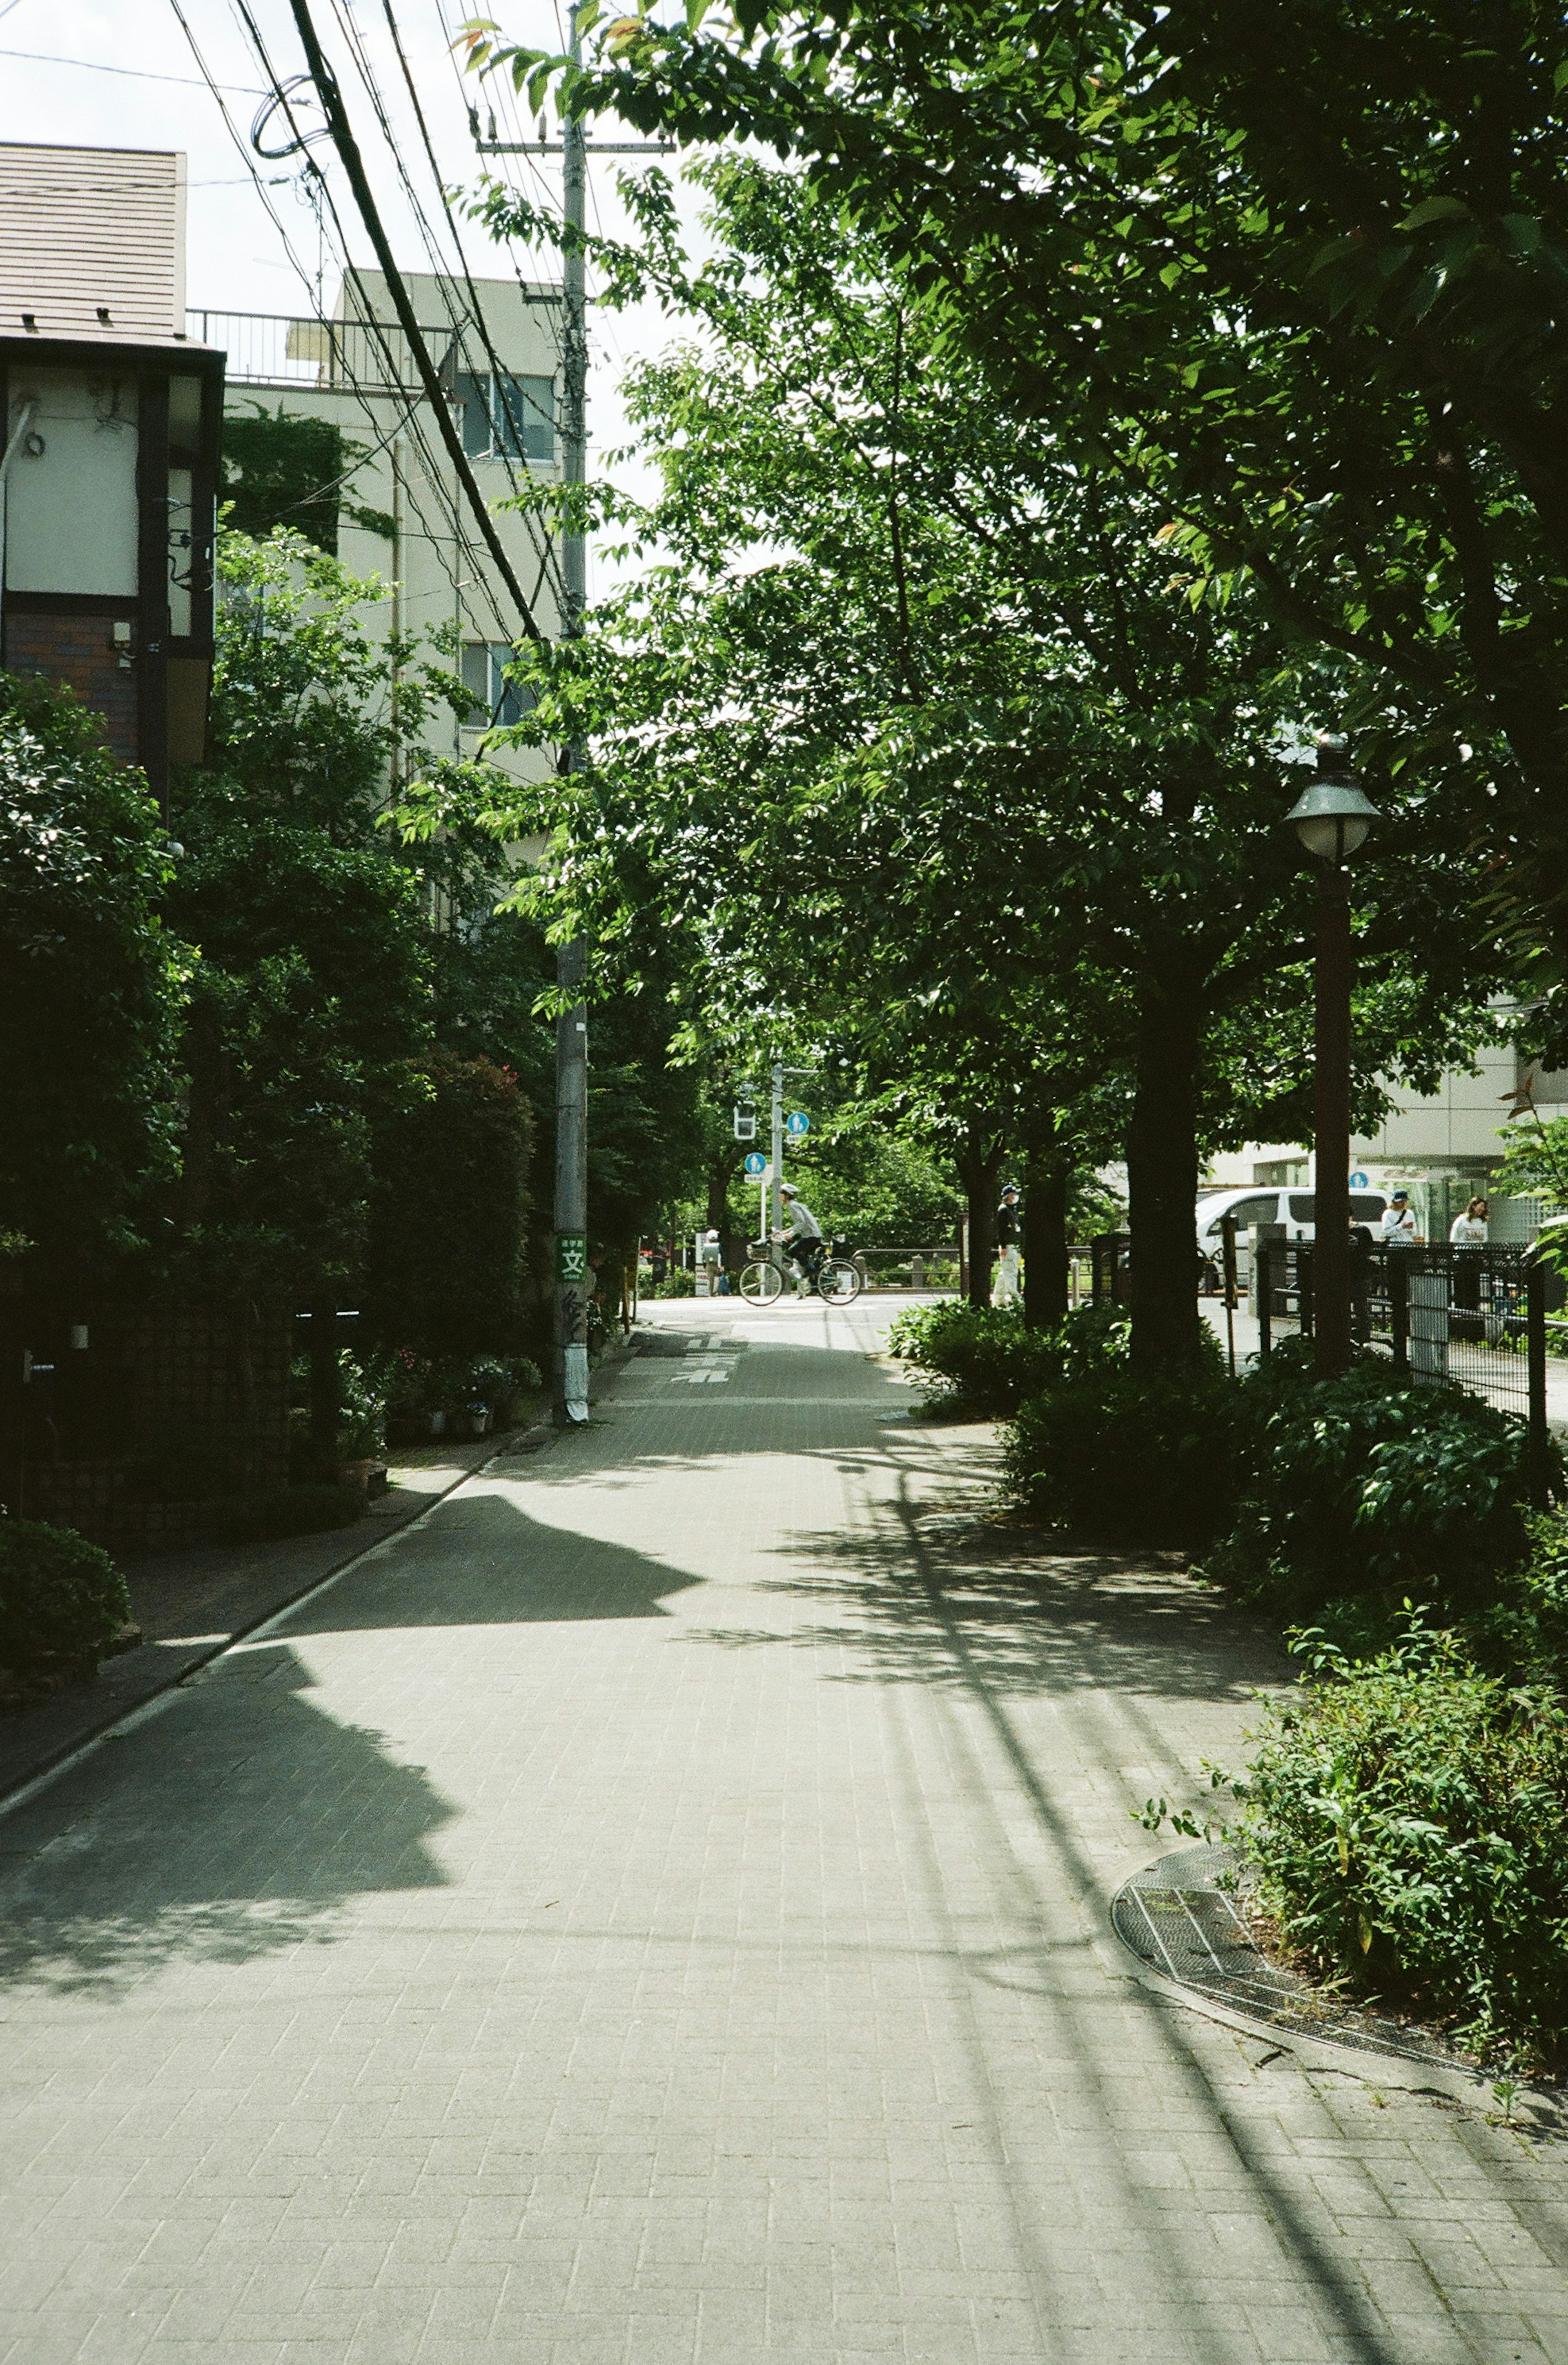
xmin=816 ymin=1258 xmax=862 ymax=1305
xmin=739 ymin=1259 xmax=783 ymax=1305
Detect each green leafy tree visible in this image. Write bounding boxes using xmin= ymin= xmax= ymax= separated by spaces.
xmin=363 ymin=1051 xmax=533 ymax=1359
xmin=472 ymin=2 xmax=1568 ymax=1020
xmin=435 ymin=158 xmax=1508 ymax=1366
xmin=0 ymin=672 xmax=185 ymax=1278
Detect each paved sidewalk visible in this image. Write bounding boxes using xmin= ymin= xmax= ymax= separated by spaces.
xmin=0 ymin=1437 xmax=505 ymax=1804
xmin=2 ymin=1295 xmax=1568 ymax=2362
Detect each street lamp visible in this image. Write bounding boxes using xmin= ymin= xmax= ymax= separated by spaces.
xmin=1283 ymin=740 xmax=1379 ymax=1378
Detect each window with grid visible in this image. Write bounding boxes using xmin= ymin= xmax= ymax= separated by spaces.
xmin=461 ymin=642 xmax=536 ymax=729
xmin=454 ymin=371 xmax=555 ymax=465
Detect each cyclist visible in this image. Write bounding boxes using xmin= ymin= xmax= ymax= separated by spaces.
xmin=773 ymin=1182 xmax=824 ymax=1294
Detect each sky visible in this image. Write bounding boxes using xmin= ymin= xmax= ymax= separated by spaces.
xmin=0 ymin=0 xmax=699 ymax=589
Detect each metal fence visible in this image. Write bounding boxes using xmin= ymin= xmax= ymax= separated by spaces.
xmin=855 ymin=1248 xmax=960 ymax=1293
xmin=1256 ymin=1238 xmax=1554 ymax=1499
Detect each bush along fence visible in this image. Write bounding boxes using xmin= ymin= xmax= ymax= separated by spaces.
xmin=1256 ymin=1240 xmax=1557 ymax=1506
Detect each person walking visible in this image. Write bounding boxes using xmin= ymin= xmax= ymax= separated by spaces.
xmin=1379 ymin=1189 xmax=1419 ymax=1249
xmin=699 ymin=1227 xmax=724 ymax=1296
xmin=993 ymin=1182 xmax=1022 ymax=1308
xmin=1450 ymin=1195 xmax=1488 ymax=1336
xmin=1450 ymin=1196 xmax=1489 ymax=1247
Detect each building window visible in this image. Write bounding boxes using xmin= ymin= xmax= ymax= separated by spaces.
xmin=461 ymin=641 xmax=535 ymax=728
xmin=454 ymin=370 xmax=555 ymax=464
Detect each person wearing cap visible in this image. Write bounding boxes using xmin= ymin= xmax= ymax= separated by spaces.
xmin=993 ymin=1182 xmax=1022 ymax=1308
xmin=772 ymin=1182 xmax=824 ymax=1294
xmin=1379 ymin=1190 xmax=1419 ymax=1249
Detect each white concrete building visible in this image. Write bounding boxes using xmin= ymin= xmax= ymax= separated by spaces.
xmin=1202 ymin=1042 xmax=1568 ymax=1243
xmin=190 ymin=268 xmax=566 ymax=779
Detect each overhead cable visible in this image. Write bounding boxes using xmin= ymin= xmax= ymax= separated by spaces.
xmin=284 ymin=0 xmax=546 ymax=644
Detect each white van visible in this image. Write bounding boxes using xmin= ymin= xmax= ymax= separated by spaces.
xmin=1195 ymin=1184 xmax=1388 ymax=1288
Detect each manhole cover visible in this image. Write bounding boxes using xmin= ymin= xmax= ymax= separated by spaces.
xmin=1112 ymin=1844 xmax=1466 ymax=2069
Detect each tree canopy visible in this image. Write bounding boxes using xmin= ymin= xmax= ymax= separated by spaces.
xmin=470 ymin=1 xmax=1568 ymax=1035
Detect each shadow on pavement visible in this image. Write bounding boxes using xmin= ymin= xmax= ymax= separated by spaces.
xmin=687 ymin=1474 xmax=1282 ymax=1707
xmin=0 ymin=1640 xmax=455 ymax=1997
xmin=276 ymin=1481 xmax=702 ymax=1632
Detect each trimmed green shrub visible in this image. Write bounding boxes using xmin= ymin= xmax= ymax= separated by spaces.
xmin=1240 ymin=1623 xmax=1568 ymax=2068
xmin=214 ymin=1485 xmax=364 ymax=1544
xmin=1203 ymin=1344 xmax=1541 ymax=1621
xmin=0 ymin=1517 xmax=130 ymax=1674
xmin=889 ymin=1301 xmax=1129 ymax=1416
xmin=1003 ymin=1337 xmax=1238 ymax=1541
xmin=1467 ymin=1508 xmax=1568 ymax=1689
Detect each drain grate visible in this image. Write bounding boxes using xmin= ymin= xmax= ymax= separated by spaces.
xmin=1112 ymin=1844 xmax=1465 ymax=2069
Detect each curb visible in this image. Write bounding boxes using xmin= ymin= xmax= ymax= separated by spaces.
xmin=0 ymin=1443 xmax=507 ymax=1822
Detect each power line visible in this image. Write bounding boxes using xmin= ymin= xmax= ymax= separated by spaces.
xmin=322 ymin=0 xmax=566 ymax=617
xmin=282 ymin=0 xmax=546 ymax=642
xmin=169 ymin=0 xmax=517 ymax=650
xmin=0 ymin=43 xmax=264 ymax=92
xmin=379 ymin=0 xmax=568 ymax=612
xmin=221 ymin=0 xmax=528 ymax=646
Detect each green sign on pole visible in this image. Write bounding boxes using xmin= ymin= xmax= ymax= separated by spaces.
xmin=556 ymin=1231 xmax=588 ymax=1285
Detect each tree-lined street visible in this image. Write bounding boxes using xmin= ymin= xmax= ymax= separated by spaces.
xmin=4 ymin=1300 xmax=1568 ymax=2363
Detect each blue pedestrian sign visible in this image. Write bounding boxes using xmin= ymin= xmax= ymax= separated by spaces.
xmin=1350 ymin=1170 xmax=1368 ymax=1189
xmin=786 ymin=1111 xmax=810 ymax=1136
xmin=744 ymin=1151 xmax=766 ymax=1176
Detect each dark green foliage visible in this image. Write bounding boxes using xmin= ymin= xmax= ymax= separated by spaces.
xmin=221 ymin=406 xmax=352 ymax=555
xmin=1467 ymin=1510 xmax=1568 ymax=1690
xmin=889 ymin=1301 xmax=1128 ymax=1416
xmin=1203 ymin=1346 xmax=1540 ymax=1620
xmin=167 ymin=823 xmax=430 ymax=1293
xmin=213 ymin=1485 xmax=364 ymax=1544
xmin=1241 ymin=1624 xmax=1568 ymax=2069
xmin=1003 ymin=1330 xmax=1237 ymax=1542
xmin=0 ymin=672 xmax=184 ymax=1274
xmin=364 ymin=1053 xmax=533 ymax=1361
xmin=0 ymin=1517 xmax=130 ymax=1673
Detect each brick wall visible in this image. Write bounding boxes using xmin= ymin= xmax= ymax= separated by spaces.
xmin=4 ymin=609 xmax=139 ymax=761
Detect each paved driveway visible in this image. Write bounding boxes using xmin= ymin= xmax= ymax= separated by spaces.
xmin=2 ymin=1294 xmax=1567 ymax=2363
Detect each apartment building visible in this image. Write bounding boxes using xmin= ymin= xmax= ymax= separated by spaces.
xmin=190 ymin=268 xmax=566 ymax=778
xmin=0 ymin=143 xmax=225 ymax=809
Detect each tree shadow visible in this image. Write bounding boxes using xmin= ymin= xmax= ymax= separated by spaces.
xmin=686 ymin=1472 xmax=1285 ymax=1707
xmin=277 ymin=1479 xmax=703 ymax=1631
xmin=0 ymin=1639 xmax=455 ymax=1997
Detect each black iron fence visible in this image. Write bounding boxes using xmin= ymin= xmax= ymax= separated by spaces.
xmin=1256 ymin=1238 xmax=1555 ymax=1502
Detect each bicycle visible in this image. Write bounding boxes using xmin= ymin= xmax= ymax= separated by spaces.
xmin=738 ymin=1234 xmax=864 ymax=1306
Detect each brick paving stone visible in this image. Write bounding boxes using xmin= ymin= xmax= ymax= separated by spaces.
xmin=3 ymin=1294 xmax=1568 ymax=2361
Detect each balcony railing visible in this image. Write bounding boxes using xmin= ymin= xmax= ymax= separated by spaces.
xmin=187 ymin=309 xmax=463 ymax=393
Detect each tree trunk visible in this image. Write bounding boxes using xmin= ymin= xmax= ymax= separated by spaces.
xmin=1126 ymin=963 xmax=1205 ymax=1374
xmin=1023 ymin=1117 xmax=1070 ymax=1328
xmin=956 ymin=1129 xmax=1005 ymax=1312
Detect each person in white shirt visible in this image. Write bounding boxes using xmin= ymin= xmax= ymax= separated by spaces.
xmin=1380 ymin=1190 xmax=1419 ymax=1248
xmin=1449 ymin=1196 xmax=1488 ymax=1246
xmin=1450 ymin=1195 xmax=1488 ymax=1333
xmin=773 ymin=1183 xmax=824 ymax=1294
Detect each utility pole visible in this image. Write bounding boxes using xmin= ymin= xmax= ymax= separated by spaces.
xmin=470 ymin=28 xmax=668 ymax=1425
xmin=552 ymin=4 xmax=591 ymax=1424
xmin=770 ymin=1060 xmax=784 ymax=1238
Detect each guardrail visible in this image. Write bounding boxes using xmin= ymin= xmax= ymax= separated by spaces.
xmin=853 ymin=1248 xmax=960 ymax=1292
xmin=1254 ymin=1239 xmax=1556 ymax=1504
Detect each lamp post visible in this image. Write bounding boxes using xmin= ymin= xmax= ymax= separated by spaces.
xmin=1283 ymin=741 xmax=1379 ymax=1378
